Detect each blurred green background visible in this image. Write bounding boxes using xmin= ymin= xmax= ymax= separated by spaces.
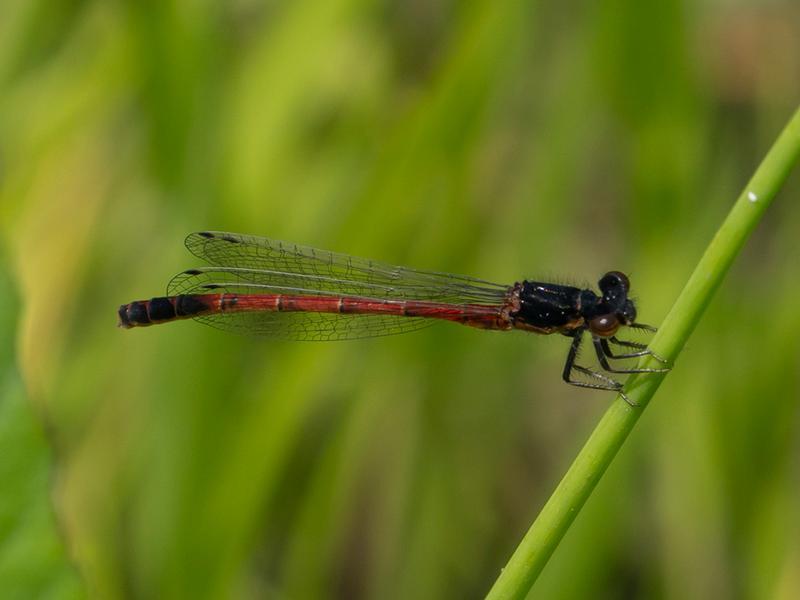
xmin=1 ymin=0 xmax=799 ymax=598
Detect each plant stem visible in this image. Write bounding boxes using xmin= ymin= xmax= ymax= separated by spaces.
xmin=486 ymin=104 xmax=800 ymax=600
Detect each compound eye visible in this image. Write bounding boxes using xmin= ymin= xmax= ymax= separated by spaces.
xmin=599 ymin=271 xmax=630 ymax=294
xmin=589 ymin=314 xmax=620 ymax=337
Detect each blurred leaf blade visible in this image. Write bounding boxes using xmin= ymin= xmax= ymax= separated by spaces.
xmin=0 ymin=251 xmax=84 ymax=599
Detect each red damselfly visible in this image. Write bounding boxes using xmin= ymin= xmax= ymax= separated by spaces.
xmin=119 ymin=231 xmax=669 ymax=403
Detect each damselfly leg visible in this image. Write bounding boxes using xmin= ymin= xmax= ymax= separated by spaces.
xmin=593 ymin=337 xmax=670 ymax=374
xmin=603 ymin=337 xmax=669 ymax=364
xmin=563 ymin=332 xmax=630 ymax=404
xmin=562 ymin=324 xmax=669 ymax=406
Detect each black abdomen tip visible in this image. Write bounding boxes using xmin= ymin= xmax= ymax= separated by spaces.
xmin=118 ymin=301 xmax=151 ymax=328
xmin=119 ymin=295 xmax=209 ymax=329
xmin=117 ymin=304 xmax=132 ymax=328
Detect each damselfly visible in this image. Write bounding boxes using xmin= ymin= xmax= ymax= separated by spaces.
xmin=119 ymin=231 xmax=669 ymax=403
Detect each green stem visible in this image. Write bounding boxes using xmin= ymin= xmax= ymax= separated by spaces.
xmin=486 ymin=105 xmax=800 ymax=600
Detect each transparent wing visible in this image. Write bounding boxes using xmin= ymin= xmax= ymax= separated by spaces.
xmin=184 ymin=231 xmax=509 ymax=304
xmin=168 ymin=266 xmax=491 ymax=301
xmin=167 ymin=267 xmax=435 ymax=340
xmin=193 ymin=311 xmax=434 ymax=341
